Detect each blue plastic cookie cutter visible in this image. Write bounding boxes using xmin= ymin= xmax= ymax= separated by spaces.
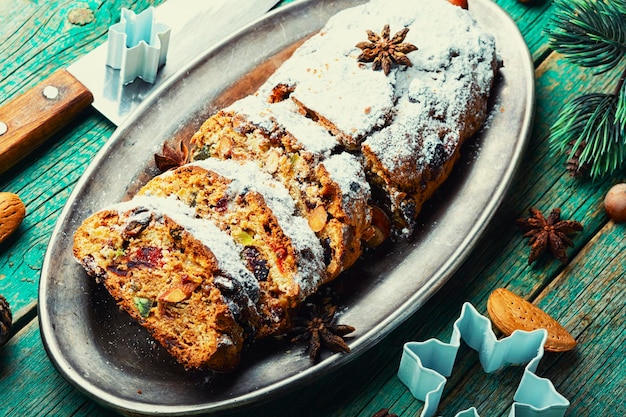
xmin=105 ymin=7 xmax=171 ymax=84
xmin=398 ymin=302 xmax=570 ymax=417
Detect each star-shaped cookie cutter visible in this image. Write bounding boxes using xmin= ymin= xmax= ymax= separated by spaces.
xmin=398 ymin=303 xmax=570 ymax=417
xmin=105 ymin=7 xmax=171 ymax=85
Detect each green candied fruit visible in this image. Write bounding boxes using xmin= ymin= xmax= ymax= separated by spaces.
xmin=290 ymin=154 xmax=300 ymax=165
xmin=236 ymin=230 xmax=255 ymax=246
xmin=133 ymin=297 xmax=153 ymax=318
xmin=113 ymin=247 xmax=126 ymax=258
xmin=193 ymin=146 xmax=212 ymax=161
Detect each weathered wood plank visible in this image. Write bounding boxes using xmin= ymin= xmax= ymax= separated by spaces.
xmin=1 ymin=0 xmax=624 ymax=416
xmin=0 ymin=0 xmax=165 ymax=322
xmin=0 ymin=320 xmax=111 ymax=417
xmin=494 ymin=0 xmax=556 ymax=61
xmin=0 ymin=1 xmax=165 ymax=100
xmin=538 ymin=222 xmax=626 ymax=416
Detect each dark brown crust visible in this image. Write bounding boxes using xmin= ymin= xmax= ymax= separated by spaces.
xmin=360 ymin=56 xmax=498 ymax=235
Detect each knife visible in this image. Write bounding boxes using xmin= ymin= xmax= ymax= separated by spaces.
xmin=0 ymin=0 xmax=280 ymax=175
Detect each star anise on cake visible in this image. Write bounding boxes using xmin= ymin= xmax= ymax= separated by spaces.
xmin=356 ymin=24 xmax=418 ymax=75
xmin=289 ymin=293 xmax=355 ymax=360
xmin=154 ymin=140 xmax=189 ymax=172
xmin=516 ymin=207 xmax=583 ymax=264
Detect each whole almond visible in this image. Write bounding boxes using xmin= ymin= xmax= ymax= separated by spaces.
xmin=365 ymin=205 xmax=391 ymax=247
xmin=308 ymin=205 xmax=328 ymax=233
xmin=487 ymin=288 xmax=576 ymax=352
xmin=0 ymin=192 xmax=26 ymax=244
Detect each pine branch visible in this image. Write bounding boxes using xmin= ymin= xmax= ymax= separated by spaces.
xmin=546 ymin=0 xmax=626 ymax=180
xmin=550 ymin=91 xmax=626 ymax=179
xmin=545 ymin=0 xmax=626 ymax=74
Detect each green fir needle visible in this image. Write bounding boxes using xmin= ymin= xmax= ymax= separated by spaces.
xmin=545 ymin=0 xmax=626 ymax=179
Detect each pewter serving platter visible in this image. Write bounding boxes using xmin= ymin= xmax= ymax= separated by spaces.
xmin=39 ymin=0 xmax=534 ymax=415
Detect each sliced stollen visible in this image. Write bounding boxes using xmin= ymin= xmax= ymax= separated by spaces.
xmin=138 ymin=158 xmax=327 ymax=336
xmin=257 ymin=0 xmax=499 ymax=235
xmin=72 ymin=196 xmax=261 ymax=371
xmin=487 ymin=288 xmax=577 ymax=353
xmin=190 ymin=95 xmax=372 ymax=279
xmin=72 ymin=0 xmax=502 ymax=373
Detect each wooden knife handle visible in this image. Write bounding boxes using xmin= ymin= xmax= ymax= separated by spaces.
xmin=0 ymin=68 xmax=93 ymax=175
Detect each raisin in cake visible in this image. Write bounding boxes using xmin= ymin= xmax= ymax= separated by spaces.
xmin=137 ymin=158 xmax=326 ymax=336
xmin=73 ymin=196 xmax=260 ymax=371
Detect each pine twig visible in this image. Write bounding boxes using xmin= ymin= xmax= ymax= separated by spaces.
xmin=545 ymin=0 xmax=626 ymax=74
xmin=546 ymin=0 xmax=626 ymax=180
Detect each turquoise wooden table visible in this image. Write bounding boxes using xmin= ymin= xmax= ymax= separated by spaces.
xmin=1 ymin=0 xmax=624 ymax=416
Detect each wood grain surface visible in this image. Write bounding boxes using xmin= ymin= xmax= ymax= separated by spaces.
xmin=0 ymin=68 xmax=93 ymax=175
xmin=0 ymin=0 xmax=624 ymax=416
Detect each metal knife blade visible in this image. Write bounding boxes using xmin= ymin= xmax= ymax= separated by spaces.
xmin=0 ymin=0 xmax=280 ymax=175
xmin=68 ymin=0 xmax=280 ymax=126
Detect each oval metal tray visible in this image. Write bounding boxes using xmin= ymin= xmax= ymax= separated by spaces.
xmin=39 ymin=0 xmax=534 ymax=415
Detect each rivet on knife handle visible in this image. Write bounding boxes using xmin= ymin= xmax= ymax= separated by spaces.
xmin=0 ymin=68 xmax=93 ymax=175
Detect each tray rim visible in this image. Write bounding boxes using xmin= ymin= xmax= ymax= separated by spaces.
xmin=38 ymin=0 xmax=535 ymax=415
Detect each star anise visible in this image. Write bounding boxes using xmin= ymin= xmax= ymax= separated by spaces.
xmin=516 ymin=207 xmax=583 ymax=264
xmin=154 ymin=140 xmax=189 ymax=172
xmin=289 ymin=295 xmax=355 ymax=360
xmin=356 ymin=24 xmax=418 ymax=75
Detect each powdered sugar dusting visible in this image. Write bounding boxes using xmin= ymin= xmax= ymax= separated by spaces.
xmin=228 ymin=95 xmax=338 ymax=157
xmin=189 ymin=159 xmax=326 ymax=297
xmin=227 ymin=95 xmax=276 ymax=133
xmin=288 ymin=56 xmax=395 ymax=142
xmin=362 ymin=0 xmax=497 ymax=177
xmin=270 ymin=99 xmax=338 ymax=157
xmin=109 ymin=196 xmax=261 ymax=305
xmin=323 ymin=153 xmax=371 ymax=223
xmin=257 ymin=0 xmax=495 ymax=149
